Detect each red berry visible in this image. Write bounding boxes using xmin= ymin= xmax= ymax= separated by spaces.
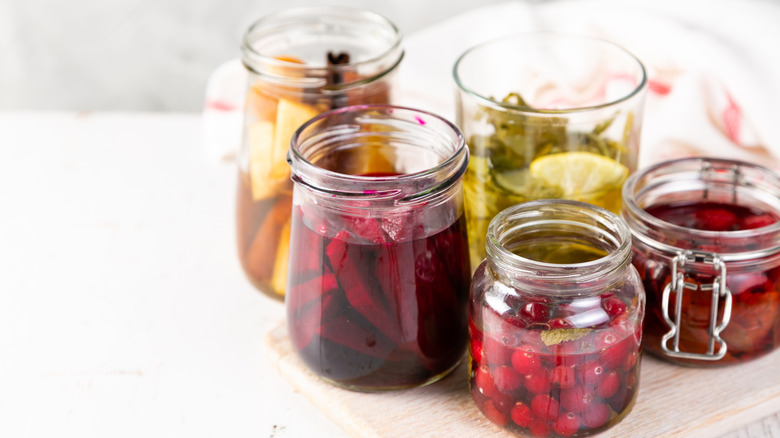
xmin=553 ymin=411 xmax=581 ymax=437
xmin=511 ymin=350 xmax=541 ymax=375
xmin=596 ymin=332 xmax=629 ymax=368
xmin=474 ymin=365 xmax=498 ymax=398
xmin=581 ymin=402 xmax=610 ymax=429
xmin=483 ymin=337 xmax=514 ymax=366
xmin=578 ymin=361 xmax=605 ymax=387
xmin=511 ymin=402 xmax=533 ymax=428
xmin=470 ymin=338 xmax=484 ymax=363
xmin=524 ymin=368 xmax=551 ymax=394
xmin=560 ymin=386 xmax=595 ymax=413
xmin=492 ymin=391 xmax=515 ymax=414
xmin=601 ymin=296 xmax=627 ymax=318
xmin=529 ymin=419 xmax=551 ymax=437
xmin=595 ymin=371 xmax=620 ymax=399
xmin=551 ymin=365 xmax=577 ymax=389
xmin=623 ymin=350 xmax=639 ymax=371
xmin=520 ymin=301 xmax=551 ymax=324
xmin=483 ymin=400 xmax=508 ymax=426
xmin=494 ymin=365 xmax=523 ymax=392
xmin=531 ymin=394 xmax=560 ymax=421
xmin=548 ymin=317 xmax=572 ymax=329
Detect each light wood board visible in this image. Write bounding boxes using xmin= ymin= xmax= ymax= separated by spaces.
xmin=265 ymin=323 xmax=780 ymax=437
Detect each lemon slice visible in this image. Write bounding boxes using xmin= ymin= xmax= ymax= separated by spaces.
xmin=529 ymin=152 xmax=628 ymax=201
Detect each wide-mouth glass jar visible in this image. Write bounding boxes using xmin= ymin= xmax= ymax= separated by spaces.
xmin=470 ymin=200 xmax=644 ymax=436
xmin=623 ymin=157 xmax=780 ymax=366
xmin=454 ymin=33 xmax=647 ymax=269
xmin=286 ymin=105 xmax=471 ymax=391
xmin=235 ymin=7 xmax=403 ymax=299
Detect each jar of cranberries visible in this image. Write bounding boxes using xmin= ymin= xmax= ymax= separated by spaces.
xmin=286 ymin=105 xmax=471 ymax=391
xmin=469 ymin=200 xmax=644 ymax=437
xmin=623 ymin=157 xmax=780 ymax=366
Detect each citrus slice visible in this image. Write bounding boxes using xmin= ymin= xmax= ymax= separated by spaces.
xmin=529 ymin=152 xmax=628 ymax=201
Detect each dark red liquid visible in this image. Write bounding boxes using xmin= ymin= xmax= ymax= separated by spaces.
xmin=636 ymin=201 xmax=780 ymax=365
xmin=286 ymin=205 xmax=471 ymax=389
xmin=468 ymin=292 xmax=641 ymax=436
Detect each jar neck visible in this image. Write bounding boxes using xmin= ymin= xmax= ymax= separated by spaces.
xmin=241 ymin=7 xmax=403 ymax=91
xmin=486 ymin=200 xmax=633 ymax=293
xmin=289 ymin=105 xmax=468 ymax=210
xmin=622 ymin=157 xmax=780 ymax=261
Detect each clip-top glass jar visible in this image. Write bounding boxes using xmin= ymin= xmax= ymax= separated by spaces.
xmin=286 ymin=105 xmax=471 ymax=391
xmin=623 ymin=157 xmax=780 ymax=366
xmin=454 ymin=33 xmax=647 ymax=269
xmin=469 ymin=200 xmax=644 ymax=436
xmin=235 ymin=7 xmax=403 ymax=299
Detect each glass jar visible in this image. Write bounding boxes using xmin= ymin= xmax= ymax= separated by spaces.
xmin=286 ymin=105 xmax=471 ymax=391
xmin=235 ymin=7 xmax=403 ymax=299
xmin=469 ymin=200 xmax=644 ymax=436
xmin=454 ymin=33 xmax=647 ymax=269
xmin=623 ymin=157 xmax=780 ymax=366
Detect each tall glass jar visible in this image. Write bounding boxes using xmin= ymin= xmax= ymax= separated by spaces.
xmin=623 ymin=157 xmax=780 ymax=366
xmin=454 ymin=33 xmax=647 ymax=269
xmin=470 ymin=200 xmax=644 ymax=436
xmin=286 ymin=105 xmax=471 ymax=391
xmin=236 ymin=7 xmax=403 ymax=299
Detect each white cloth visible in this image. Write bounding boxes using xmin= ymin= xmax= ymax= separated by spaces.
xmin=202 ymin=0 xmax=780 ymax=170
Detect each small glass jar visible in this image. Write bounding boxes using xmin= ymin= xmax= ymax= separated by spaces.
xmin=286 ymin=105 xmax=471 ymax=391
xmin=454 ymin=33 xmax=647 ymax=269
xmin=235 ymin=7 xmax=403 ymax=299
xmin=470 ymin=200 xmax=644 ymax=436
xmin=623 ymin=157 xmax=780 ymax=366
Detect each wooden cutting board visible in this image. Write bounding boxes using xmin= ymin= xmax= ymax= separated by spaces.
xmin=265 ymin=323 xmax=780 ymax=437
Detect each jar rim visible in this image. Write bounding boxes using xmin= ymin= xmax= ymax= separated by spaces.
xmin=289 ymin=104 xmax=468 ymax=202
xmin=453 ymin=32 xmax=647 ymax=114
xmin=622 ymin=157 xmax=780 ymax=261
xmin=485 ymin=200 xmax=633 ymax=286
xmin=241 ymin=7 xmax=403 ymax=78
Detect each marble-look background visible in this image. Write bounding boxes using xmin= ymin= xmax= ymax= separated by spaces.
xmin=0 ymin=0 xmax=521 ymax=111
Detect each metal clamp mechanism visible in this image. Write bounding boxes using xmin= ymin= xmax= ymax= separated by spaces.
xmin=660 ymin=251 xmax=733 ymax=360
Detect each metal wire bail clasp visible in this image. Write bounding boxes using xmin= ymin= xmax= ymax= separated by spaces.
xmin=660 ymin=251 xmax=733 ymax=360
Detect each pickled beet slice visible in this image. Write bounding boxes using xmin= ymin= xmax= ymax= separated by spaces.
xmin=286 ymin=272 xmax=339 ymax=314
xmin=374 ymin=243 xmax=418 ymax=344
xmin=291 ymin=212 xmax=328 ymax=277
xmin=289 ymin=294 xmax=335 ymax=351
xmin=326 ymin=231 xmax=402 ymax=343
xmin=343 ymin=215 xmax=387 ymax=244
xmin=317 ymin=315 xmax=395 ymax=359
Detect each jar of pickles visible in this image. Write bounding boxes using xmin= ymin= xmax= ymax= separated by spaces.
xmin=470 ymin=200 xmax=644 ymax=436
xmin=235 ymin=7 xmax=403 ymax=299
xmin=286 ymin=105 xmax=471 ymax=391
xmin=454 ymin=33 xmax=647 ymax=268
xmin=623 ymin=157 xmax=780 ymax=366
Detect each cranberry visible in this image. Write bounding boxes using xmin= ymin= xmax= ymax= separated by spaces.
xmin=519 ymin=301 xmax=551 ymax=324
xmin=470 ymin=338 xmax=484 ymax=363
xmin=531 ymin=394 xmax=560 ymax=421
xmin=551 ymin=365 xmax=577 ymax=389
xmin=510 ymin=402 xmax=533 ymax=428
xmin=581 ymin=402 xmax=610 ymax=429
xmin=524 ymin=368 xmax=552 ymax=394
xmin=596 ymin=332 xmax=630 ymax=368
xmin=601 ymin=296 xmax=627 ymax=318
xmin=553 ymin=411 xmax=581 ymax=437
xmin=548 ymin=317 xmax=572 ymax=329
xmin=474 ymin=365 xmax=498 ymax=398
xmin=623 ymin=350 xmax=639 ymax=371
xmin=595 ymin=371 xmax=620 ymax=399
xmin=578 ymin=361 xmax=605 ymax=387
xmin=483 ymin=400 xmax=508 ymax=426
xmin=494 ymin=365 xmax=523 ymax=392
xmin=529 ymin=419 xmax=551 ymax=437
xmin=483 ymin=337 xmax=514 ymax=366
xmin=511 ymin=350 xmax=541 ymax=375
xmin=560 ymin=386 xmax=595 ymax=413
xmin=492 ymin=391 xmax=515 ymax=414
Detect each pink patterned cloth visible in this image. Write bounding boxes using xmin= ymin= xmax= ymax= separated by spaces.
xmin=203 ymin=0 xmax=780 ymax=171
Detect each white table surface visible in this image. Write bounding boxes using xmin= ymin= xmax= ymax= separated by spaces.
xmin=1 ymin=112 xmax=778 ymax=438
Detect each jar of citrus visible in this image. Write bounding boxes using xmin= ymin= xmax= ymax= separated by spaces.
xmin=453 ymin=33 xmax=647 ymax=268
xmin=235 ymin=7 xmax=403 ymax=299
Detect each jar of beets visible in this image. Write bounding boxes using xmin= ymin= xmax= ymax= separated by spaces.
xmin=469 ymin=200 xmax=644 ymax=436
xmin=623 ymin=157 xmax=780 ymax=366
xmin=286 ymin=105 xmax=471 ymax=391
xmin=236 ymin=7 xmax=403 ymax=300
